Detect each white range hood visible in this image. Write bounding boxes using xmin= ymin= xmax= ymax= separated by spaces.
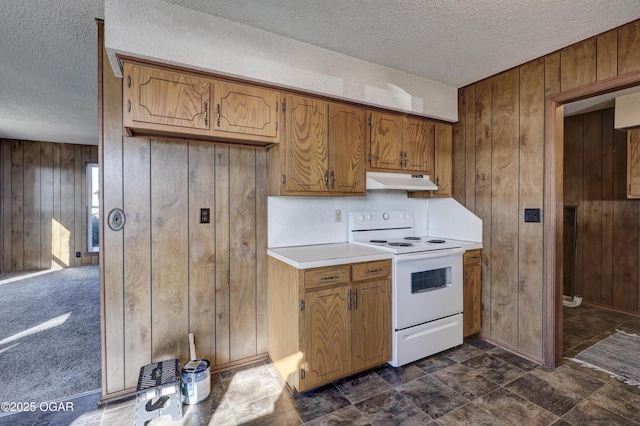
xmin=366 ymin=171 xmax=438 ymax=192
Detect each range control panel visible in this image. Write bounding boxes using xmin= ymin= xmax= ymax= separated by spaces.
xmin=348 ymin=211 xmax=414 ymax=231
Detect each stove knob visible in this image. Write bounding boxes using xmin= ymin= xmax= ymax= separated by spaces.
xmin=382 ymin=212 xmax=390 ymax=220
xmin=366 ymin=214 xmax=372 ymax=221
xmin=358 ymin=215 xmax=364 ymax=222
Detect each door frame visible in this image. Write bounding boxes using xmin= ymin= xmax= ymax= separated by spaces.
xmin=543 ymin=70 xmax=640 ymax=368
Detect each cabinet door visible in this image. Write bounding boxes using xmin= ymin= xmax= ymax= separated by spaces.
xmin=403 ymin=118 xmax=434 ymax=173
xmin=433 ymin=123 xmax=453 ymax=197
xmin=628 ymin=129 xmax=640 ymax=199
xmin=351 ymin=279 xmax=391 ymax=371
xmin=303 ymin=287 xmax=351 ymax=390
xmin=369 ymin=112 xmax=403 ymax=170
xmin=463 ymin=250 xmax=482 ymax=337
xmin=123 ymin=62 xmax=210 ymax=131
xmin=328 ymin=104 xmax=366 ymax=194
xmin=284 ymin=96 xmax=329 ymax=192
xmin=213 ymin=82 xmax=280 ymax=142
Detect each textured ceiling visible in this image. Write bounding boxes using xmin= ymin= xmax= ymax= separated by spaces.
xmin=0 ymin=0 xmax=104 ymax=145
xmin=169 ymin=0 xmax=640 ymax=87
xmin=2 ymin=0 xmax=640 ymax=145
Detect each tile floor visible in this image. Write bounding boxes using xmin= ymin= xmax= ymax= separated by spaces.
xmin=2 ymin=303 xmax=640 ymax=425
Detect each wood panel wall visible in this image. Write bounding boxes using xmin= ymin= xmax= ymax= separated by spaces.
xmin=0 ymin=140 xmax=98 ymax=272
xmin=453 ymin=19 xmax=640 ymax=361
xmin=99 ymin=24 xmax=268 ymax=398
xmin=564 ymin=109 xmax=638 ymax=312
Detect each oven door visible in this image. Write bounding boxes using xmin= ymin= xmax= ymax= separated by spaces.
xmin=393 ymin=248 xmax=464 ymax=330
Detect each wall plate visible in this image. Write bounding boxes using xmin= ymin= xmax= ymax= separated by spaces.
xmin=524 ymin=208 xmax=541 ymax=223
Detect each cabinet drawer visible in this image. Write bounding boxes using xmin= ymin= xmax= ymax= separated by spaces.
xmin=464 ymin=250 xmax=481 ymax=266
xmin=351 ymin=260 xmax=391 ymax=282
xmin=304 ymin=265 xmax=350 ymax=289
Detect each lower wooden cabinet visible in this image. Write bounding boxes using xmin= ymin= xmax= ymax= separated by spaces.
xmin=628 ymin=128 xmax=640 ymax=198
xmin=463 ymin=249 xmax=482 ymax=336
xmin=304 ymin=286 xmax=352 ymax=389
xmin=268 ymin=258 xmax=391 ymax=392
xmin=351 ymin=279 xmax=392 ymax=371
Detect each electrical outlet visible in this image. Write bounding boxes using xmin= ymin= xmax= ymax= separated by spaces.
xmin=335 ymin=209 xmax=342 ymax=223
xmin=524 ymin=208 xmax=541 ymax=223
xmin=200 ymin=208 xmax=210 ymax=224
xmin=76 ymin=251 xmax=81 ymax=258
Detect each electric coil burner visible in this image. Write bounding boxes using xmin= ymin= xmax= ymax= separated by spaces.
xmin=349 ymin=210 xmax=464 ymax=367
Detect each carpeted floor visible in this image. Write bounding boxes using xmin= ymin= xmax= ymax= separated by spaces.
xmin=0 ymin=266 xmax=100 ymax=403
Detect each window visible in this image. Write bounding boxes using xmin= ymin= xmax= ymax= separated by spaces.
xmin=87 ymin=163 xmax=99 ymax=252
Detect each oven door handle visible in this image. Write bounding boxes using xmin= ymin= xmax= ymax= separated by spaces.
xmin=394 ymin=247 xmax=465 ymax=261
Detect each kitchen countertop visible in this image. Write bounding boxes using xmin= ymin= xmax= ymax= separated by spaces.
xmin=268 ymin=243 xmax=394 ymax=269
xmin=457 ymin=240 xmax=483 ymax=251
xmin=268 ymin=240 xmax=483 ymax=269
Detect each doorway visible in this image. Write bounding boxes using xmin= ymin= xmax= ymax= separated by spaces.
xmin=0 ymin=140 xmax=102 ymax=405
xmin=561 ymin=99 xmax=640 ymax=357
xmin=544 ymin=71 xmax=640 ymax=367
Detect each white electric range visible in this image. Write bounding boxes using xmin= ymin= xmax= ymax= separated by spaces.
xmin=349 ymin=210 xmax=464 ymax=367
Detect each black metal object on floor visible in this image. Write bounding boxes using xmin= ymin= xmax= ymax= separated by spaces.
xmin=134 ymin=359 xmax=182 ymax=426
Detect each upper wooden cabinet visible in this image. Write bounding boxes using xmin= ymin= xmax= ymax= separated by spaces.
xmin=268 ymin=95 xmax=365 ymax=196
xmin=369 ymin=112 xmax=403 ymax=169
xmin=328 ymin=104 xmax=366 ymax=194
xmin=212 ymin=82 xmax=279 ymax=141
xmin=432 ymin=123 xmax=453 ymax=197
xmin=368 ymin=112 xmax=434 ymax=174
xmin=124 ymin=62 xmax=211 ymax=132
xmin=121 ymin=60 xmax=453 ymax=194
xmin=122 ymin=61 xmax=281 ymax=146
xmin=282 ymin=95 xmax=328 ymax=193
xmin=407 ymin=122 xmax=453 ymax=199
xmin=404 ymin=117 xmax=435 ymax=172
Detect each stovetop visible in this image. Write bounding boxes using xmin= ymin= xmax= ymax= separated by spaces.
xmin=356 ymin=235 xmax=463 ymax=254
xmin=348 ymin=210 xmax=463 ymax=254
